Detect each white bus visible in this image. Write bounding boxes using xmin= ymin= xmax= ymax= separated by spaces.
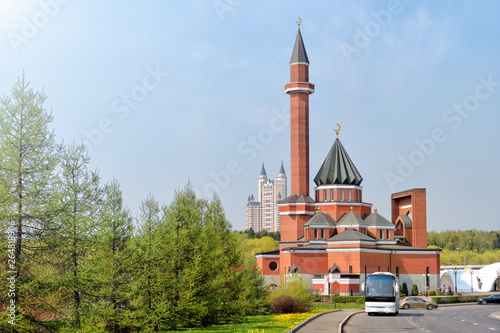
xmin=361 ymin=272 xmax=399 ymax=315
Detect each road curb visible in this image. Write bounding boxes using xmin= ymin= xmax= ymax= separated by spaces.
xmin=287 ymin=310 xmax=340 ymax=333
xmin=338 ymin=310 xmax=364 ymax=333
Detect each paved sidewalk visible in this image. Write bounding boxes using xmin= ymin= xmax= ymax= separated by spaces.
xmin=293 ymin=309 xmax=363 ymax=333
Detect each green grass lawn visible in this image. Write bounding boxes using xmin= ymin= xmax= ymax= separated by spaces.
xmin=165 ymin=303 xmax=363 ymax=333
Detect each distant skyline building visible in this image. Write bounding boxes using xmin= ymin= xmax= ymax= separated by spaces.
xmin=245 ymin=162 xmax=287 ymax=232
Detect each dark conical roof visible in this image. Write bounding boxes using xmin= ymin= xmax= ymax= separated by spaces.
xmin=278 ymin=161 xmax=286 ymax=175
xmin=314 ymin=138 xmax=363 ymax=186
xmin=290 ymin=28 xmax=309 ymax=65
xmin=260 ymin=163 xmax=267 ymax=177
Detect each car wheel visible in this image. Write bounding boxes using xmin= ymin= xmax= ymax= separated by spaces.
xmin=368 ymin=313 xmax=373 ymax=316
xmin=482 ymin=300 xmax=487 ymax=305
xmin=403 ymin=303 xmax=410 ymax=310
xmin=426 ymin=304 xmax=434 ymax=310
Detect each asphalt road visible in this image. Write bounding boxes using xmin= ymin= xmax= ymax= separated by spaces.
xmin=344 ymin=304 xmax=500 ymax=333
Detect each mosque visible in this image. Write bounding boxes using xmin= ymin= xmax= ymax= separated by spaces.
xmin=255 ymin=24 xmax=442 ymax=296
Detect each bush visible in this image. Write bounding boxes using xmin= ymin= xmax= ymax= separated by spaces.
xmin=412 ymin=284 xmax=419 ymax=296
xmin=270 ymin=296 xmax=311 ymax=314
xmin=432 ymin=294 xmax=488 ymax=304
xmin=429 ymin=291 xmax=436 ymax=296
xmin=268 ymin=273 xmax=313 ymax=304
xmin=331 ymin=295 xmax=365 ymax=304
xmin=401 ymin=282 xmax=408 ymax=297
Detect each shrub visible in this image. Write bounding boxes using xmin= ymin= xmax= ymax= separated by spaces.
xmin=431 ymin=294 xmax=487 ymax=304
xmin=268 ymin=273 xmax=313 ymax=304
xmin=270 ymin=296 xmax=311 ymax=314
xmin=429 ymin=291 xmax=436 ymax=296
xmin=331 ymin=295 xmax=365 ymax=304
xmin=412 ymin=284 xmax=419 ymax=296
xmin=401 ymin=282 xmax=408 ymax=297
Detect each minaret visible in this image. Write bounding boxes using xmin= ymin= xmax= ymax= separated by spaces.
xmin=285 ymin=25 xmax=315 ymax=196
xmin=278 ymin=23 xmax=316 ymax=246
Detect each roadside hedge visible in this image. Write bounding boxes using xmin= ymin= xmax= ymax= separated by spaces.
xmin=331 ymin=295 xmax=365 ymax=304
xmin=431 ymin=294 xmax=491 ymax=304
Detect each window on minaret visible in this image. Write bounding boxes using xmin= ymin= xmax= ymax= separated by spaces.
xmin=323 ymin=189 xmax=327 ymax=202
xmin=314 ymin=229 xmax=318 ymax=239
xmin=321 ymin=228 xmax=324 ymax=239
xmin=380 ymin=230 xmax=383 ymax=239
xmin=340 ymin=190 xmax=343 ymax=201
xmin=330 ymin=189 xmax=334 ymax=201
xmin=386 ymin=230 xmax=390 ymax=239
xmin=347 ymin=190 xmax=351 ymax=201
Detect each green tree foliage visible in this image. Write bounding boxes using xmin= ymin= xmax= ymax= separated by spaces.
xmin=131 ymin=194 xmax=163 ymax=331
xmin=240 ymin=235 xmax=279 ymax=266
xmin=401 ymin=282 xmax=409 ymax=297
xmin=134 ymin=185 xmax=268 ymax=331
xmin=428 ymin=229 xmax=500 ymax=252
xmin=241 ymin=228 xmax=280 ymax=241
xmin=428 ymin=229 xmax=500 ymax=265
xmin=50 ymin=143 xmax=103 ymax=331
xmin=88 ymin=178 xmax=135 ymax=332
xmin=411 ymin=284 xmax=419 ymax=296
xmin=269 ymin=273 xmax=313 ymax=304
xmin=0 ymin=75 xmax=60 ymax=332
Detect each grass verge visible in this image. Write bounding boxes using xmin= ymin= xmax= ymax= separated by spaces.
xmin=165 ymin=303 xmax=363 ymax=333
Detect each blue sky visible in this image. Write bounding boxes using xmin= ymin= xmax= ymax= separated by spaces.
xmin=1 ymin=0 xmax=499 ymax=232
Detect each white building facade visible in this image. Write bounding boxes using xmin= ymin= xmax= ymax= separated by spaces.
xmin=246 ymin=162 xmax=287 ymax=232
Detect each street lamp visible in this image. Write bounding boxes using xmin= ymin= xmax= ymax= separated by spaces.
xmin=422 ymin=267 xmax=429 ymax=296
xmin=453 ymin=268 xmax=459 ymax=295
xmin=470 ymin=269 xmax=474 ymax=293
xmin=496 ymin=269 xmax=500 ymax=291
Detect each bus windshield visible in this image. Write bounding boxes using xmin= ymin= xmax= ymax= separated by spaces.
xmin=366 ymin=275 xmax=396 ymax=301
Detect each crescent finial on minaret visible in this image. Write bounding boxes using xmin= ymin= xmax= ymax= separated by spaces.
xmin=297 ymin=17 xmax=301 ymax=26
xmin=335 ymin=123 xmax=341 ymax=138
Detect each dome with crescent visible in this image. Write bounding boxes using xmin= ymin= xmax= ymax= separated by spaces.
xmin=314 ymin=137 xmax=363 ymax=186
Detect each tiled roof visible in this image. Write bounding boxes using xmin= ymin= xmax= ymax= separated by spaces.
xmin=313 ymin=138 xmax=363 ymax=186
xmin=290 ymin=28 xmax=309 ymax=65
xmin=303 ymin=212 xmax=336 ymax=227
xmin=280 ymin=194 xmax=315 ymax=204
xmin=328 ymin=229 xmax=376 ymax=242
xmin=254 ymin=249 xmax=279 ymax=256
xmin=398 ymin=215 xmax=412 ymax=228
xmin=328 ymin=263 xmax=342 ymax=273
xmin=364 ymin=212 xmax=394 ymax=228
xmin=336 ymin=211 xmax=367 ymax=228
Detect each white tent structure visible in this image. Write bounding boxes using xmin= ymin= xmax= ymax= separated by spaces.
xmin=476 ymin=262 xmax=500 ymax=292
xmin=441 ymin=269 xmax=480 ymax=293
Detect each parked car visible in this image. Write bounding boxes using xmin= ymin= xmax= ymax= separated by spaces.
xmin=477 ymin=294 xmax=500 ymax=305
xmin=400 ymin=297 xmax=438 ymax=310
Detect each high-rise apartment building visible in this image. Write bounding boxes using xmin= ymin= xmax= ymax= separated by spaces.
xmin=245 ymin=162 xmax=287 ymax=232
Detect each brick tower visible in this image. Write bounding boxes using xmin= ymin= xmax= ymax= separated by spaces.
xmin=284 ymin=26 xmax=315 ymax=196
xmin=279 ymin=25 xmax=316 ymax=251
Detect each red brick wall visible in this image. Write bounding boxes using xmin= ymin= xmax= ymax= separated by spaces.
xmin=290 ymin=91 xmax=309 ymax=196
xmin=391 ymin=189 xmax=427 ymax=248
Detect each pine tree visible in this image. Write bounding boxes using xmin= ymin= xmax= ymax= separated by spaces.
xmin=147 ymin=185 xmax=268 ymax=329
xmin=90 ymin=178 xmax=135 ymax=332
xmin=0 ymin=75 xmax=60 ymax=332
xmin=50 ymin=143 xmax=102 ymax=330
xmin=131 ymin=194 xmax=164 ymax=331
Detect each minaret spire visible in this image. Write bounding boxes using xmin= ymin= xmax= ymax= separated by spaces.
xmin=285 ymin=24 xmax=314 ymax=196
